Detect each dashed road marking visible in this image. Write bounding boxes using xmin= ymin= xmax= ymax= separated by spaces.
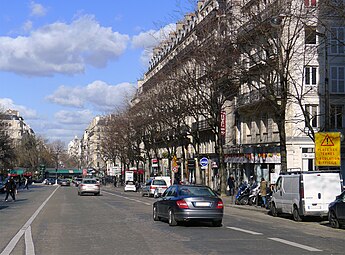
xmin=25 ymin=226 xmax=35 ymax=255
xmin=268 ymin=237 xmax=322 ymax=252
xmin=102 ymin=190 xmax=152 ymax=206
xmin=226 ymin=226 xmax=322 ymax=252
xmin=226 ymin=226 xmax=263 ymax=235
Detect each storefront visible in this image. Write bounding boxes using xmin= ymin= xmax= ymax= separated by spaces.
xmin=225 ymin=146 xmax=281 ymax=185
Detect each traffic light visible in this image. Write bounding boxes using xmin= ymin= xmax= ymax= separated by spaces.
xmin=187 ymin=159 xmax=196 ymax=171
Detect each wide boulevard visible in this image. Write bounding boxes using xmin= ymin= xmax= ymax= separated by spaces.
xmin=0 ymin=184 xmax=344 ymax=255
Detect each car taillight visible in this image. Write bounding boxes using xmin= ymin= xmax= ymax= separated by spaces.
xmin=300 ymin=186 xmax=304 ymax=198
xmin=80 ymin=184 xmax=84 ymax=187
xmin=216 ymin=201 xmax=224 ymax=209
xmin=176 ymin=199 xmax=189 ymax=209
xmin=95 ymin=184 xmax=100 ymax=187
xmin=150 ymin=186 xmax=155 ymax=190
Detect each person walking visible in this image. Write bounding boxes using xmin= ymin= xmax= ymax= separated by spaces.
xmin=4 ymin=177 xmax=16 ymax=202
xmin=260 ymin=177 xmax=268 ymax=208
xmin=227 ymin=175 xmax=235 ymax=203
xmin=23 ymin=177 xmax=29 ymax=190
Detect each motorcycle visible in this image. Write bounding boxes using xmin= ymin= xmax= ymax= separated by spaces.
xmin=248 ymin=185 xmax=261 ymax=206
xmin=235 ymin=183 xmax=251 ymax=205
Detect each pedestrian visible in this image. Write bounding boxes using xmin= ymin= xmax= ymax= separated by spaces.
xmin=227 ymin=175 xmax=235 ymax=196
xmin=23 ymin=177 xmax=29 ymax=190
xmin=260 ymin=177 xmax=268 ymax=208
xmin=227 ymin=175 xmax=235 ymax=203
xmin=4 ymin=177 xmax=16 ymax=202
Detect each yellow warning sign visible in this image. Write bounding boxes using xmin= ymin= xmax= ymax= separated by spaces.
xmin=315 ymin=132 xmax=341 ymax=166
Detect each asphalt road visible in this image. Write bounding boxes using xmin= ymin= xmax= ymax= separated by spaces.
xmin=0 ymin=184 xmax=344 ymax=255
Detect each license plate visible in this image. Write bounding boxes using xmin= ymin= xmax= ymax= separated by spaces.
xmin=195 ymin=202 xmax=210 ymax=207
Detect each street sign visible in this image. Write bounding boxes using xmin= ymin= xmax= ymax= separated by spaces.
xmin=200 ymin=157 xmax=209 ymax=167
xmin=172 ymin=156 xmax=178 ymax=173
xmin=315 ymin=132 xmax=341 ymax=166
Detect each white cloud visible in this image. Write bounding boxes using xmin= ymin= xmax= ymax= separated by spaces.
xmin=54 ymin=109 xmax=94 ymax=125
xmin=22 ymin=20 xmax=33 ymax=32
xmin=46 ymin=80 xmax=136 ymax=112
xmin=30 ymin=1 xmax=47 ymax=17
xmin=0 ymin=98 xmax=38 ymax=119
xmin=0 ymin=15 xmax=130 ymax=76
xmin=131 ymin=23 xmax=176 ymax=66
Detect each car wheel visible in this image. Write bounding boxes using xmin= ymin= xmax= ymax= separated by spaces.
xmin=153 ymin=206 xmax=159 ymax=221
xmin=292 ymin=206 xmax=302 ymax=222
xmin=271 ymin=203 xmax=278 ymax=217
xmin=329 ymin=211 xmax=340 ymax=229
xmin=168 ymin=209 xmax=177 ymax=226
xmin=212 ymin=219 xmax=222 ymax=227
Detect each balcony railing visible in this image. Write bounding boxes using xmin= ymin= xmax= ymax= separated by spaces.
xmin=237 ymin=86 xmax=283 ymax=107
xmin=192 ymin=119 xmax=213 ymax=132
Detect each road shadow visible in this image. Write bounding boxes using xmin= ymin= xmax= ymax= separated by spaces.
xmin=0 ymin=205 xmax=9 ymax=210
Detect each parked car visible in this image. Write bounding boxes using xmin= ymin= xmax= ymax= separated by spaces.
xmin=153 ymin=184 xmax=223 ymax=226
xmin=124 ymin=181 xmax=136 ymax=192
xmin=78 ymin=178 xmax=100 ymax=196
xmin=141 ymin=178 xmax=167 ymax=197
xmin=44 ymin=178 xmax=56 ymax=185
xmin=60 ymin=179 xmax=70 ymax=186
xmin=270 ymin=170 xmax=343 ymax=221
xmin=328 ymin=191 xmax=345 ymax=228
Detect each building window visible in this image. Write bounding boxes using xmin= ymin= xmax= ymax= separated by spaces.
xmin=305 ymin=104 xmax=318 ymax=128
xmin=305 ymin=66 xmax=317 ymax=85
xmin=305 ymin=26 xmax=317 ymax=44
xmin=330 ymin=105 xmax=343 ymax=129
xmin=304 ymin=0 xmax=317 ymax=7
xmin=330 ymin=27 xmax=345 ymax=54
xmin=330 ymin=66 xmax=345 ymax=93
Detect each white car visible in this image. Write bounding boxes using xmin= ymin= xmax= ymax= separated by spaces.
xmin=78 ymin=178 xmax=101 ymax=196
xmin=124 ymin=181 xmax=137 ymax=192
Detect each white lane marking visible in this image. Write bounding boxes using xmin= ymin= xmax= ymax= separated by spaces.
xmin=226 ymin=226 xmax=263 ymax=235
xmin=268 ymin=238 xmax=322 ymax=252
xmin=25 ymin=226 xmax=35 ymax=255
xmin=1 ymin=186 xmax=59 ymax=255
xmin=102 ymin=190 xmax=151 ymax=206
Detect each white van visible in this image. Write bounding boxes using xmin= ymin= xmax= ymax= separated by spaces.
xmin=270 ymin=171 xmax=343 ymax=221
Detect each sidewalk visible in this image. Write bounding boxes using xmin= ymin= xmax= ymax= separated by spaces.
xmin=220 ymin=195 xmax=269 ymax=213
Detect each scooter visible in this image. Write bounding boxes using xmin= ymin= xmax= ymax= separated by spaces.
xmin=248 ymin=185 xmax=261 ymax=206
xmin=235 ymin=183 xmax=251 ymax=205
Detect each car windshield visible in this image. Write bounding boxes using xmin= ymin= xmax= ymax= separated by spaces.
xmin=152 ymin=180 xmax=166 ymax=185
xmin=83 ymin=179 xmax=97 ymax=184
xmin=126 ymin=181 xmax=134 ymax=185
xmin=178 ymin=186 xmax=216 ymax=197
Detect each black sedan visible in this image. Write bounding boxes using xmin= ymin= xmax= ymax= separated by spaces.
xmin=153 ymin=184 xmax=223 ymax=227
xmin=328 ymin=191 xmax=345 ymax=228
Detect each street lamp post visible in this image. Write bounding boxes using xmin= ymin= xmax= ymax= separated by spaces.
xmin=316 ymin=32 xmax=330 ymax=131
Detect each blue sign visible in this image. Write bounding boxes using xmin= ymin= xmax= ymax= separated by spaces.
xmin=200 ymin=157 xmax=209 ymax=167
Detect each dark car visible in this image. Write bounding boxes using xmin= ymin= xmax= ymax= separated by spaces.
xmin=60 ymin=179 xmax=71 ymax=186
xmin=153 ymin=184 xmax=223 ymax=227
xmin=328 ymin=191 xmax=345 ymax=228
xmin=45 ymin=178 xmax=56 ymax=185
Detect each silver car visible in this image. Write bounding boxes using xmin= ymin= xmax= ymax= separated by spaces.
xmin=78 ymin=178 xmax=100 ymax=196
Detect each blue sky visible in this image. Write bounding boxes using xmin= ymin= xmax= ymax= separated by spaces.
xmin=0 ymin=0 xmax=195 ymax=145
